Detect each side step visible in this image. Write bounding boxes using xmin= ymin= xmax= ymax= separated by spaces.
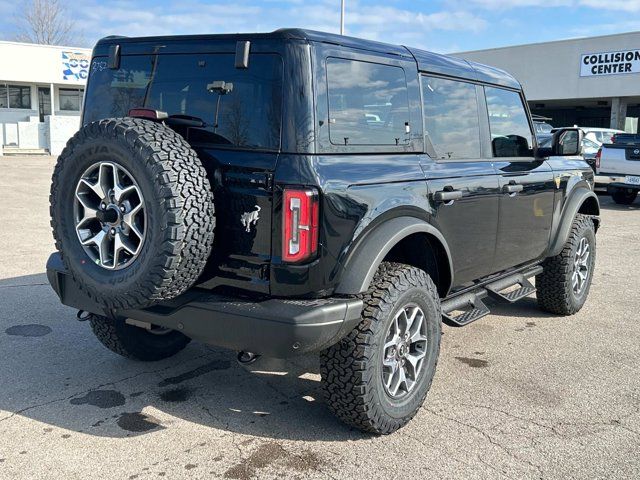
xmin=441 ymin=290 xmax=490 ymax=326
xmin=441 ymin=265 xmax=543 ymax=326
xmin=485 ymin=266 xmax=542 ymax=304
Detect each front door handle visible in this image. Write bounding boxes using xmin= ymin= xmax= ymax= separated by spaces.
xmin=503 ymin=183 xmax=524 ymax=195
xmin=433 ymin=189 xmax=464 ymax=203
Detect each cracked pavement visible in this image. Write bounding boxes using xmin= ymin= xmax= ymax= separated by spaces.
xmin=0 ymin=156 xmax=639 ymax=479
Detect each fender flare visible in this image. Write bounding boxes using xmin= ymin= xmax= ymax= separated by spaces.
xmin=334 ymin=216 xmax=454 ymax=296
xmin=549 ymin=187 xmax=600 ymax=257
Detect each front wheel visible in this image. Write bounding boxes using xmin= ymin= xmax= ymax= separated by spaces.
xmin=536 ymin=214 xmax=596 ymax=315
xmin=320 ymin=262 xmax=441 ymax=434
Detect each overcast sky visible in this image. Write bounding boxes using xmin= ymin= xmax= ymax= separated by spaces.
xmin=0 ymin=0 xmax=638 ymax=53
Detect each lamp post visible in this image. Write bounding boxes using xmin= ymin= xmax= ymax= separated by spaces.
xmin=340 ymin=0 xmax=345 ymax=35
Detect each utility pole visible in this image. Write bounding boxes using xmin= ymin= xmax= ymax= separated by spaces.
xmin=340 ymin=0 xmax=345 ymax=35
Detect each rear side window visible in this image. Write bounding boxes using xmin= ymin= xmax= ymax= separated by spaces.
xmin=485 ymin=87 xmax=534 ymax=158
xmin=421 ymin=76 xmax=481 ymax=160
xmin=84 ymin=53 xmax=283 ymax=151
xmin=326 ymin=58 xmax=410 ymax=146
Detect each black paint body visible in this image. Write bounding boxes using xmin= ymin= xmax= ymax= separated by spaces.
xmin=85 ymin=29 xmax=597 ymax=301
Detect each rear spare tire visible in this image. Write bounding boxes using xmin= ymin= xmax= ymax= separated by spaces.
xmin=50 ymin=118 xmax=215 ymax=310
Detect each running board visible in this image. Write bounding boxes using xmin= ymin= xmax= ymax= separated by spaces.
xmin=441 ymin=290 xmax=490 ymax=326
xmin=485 ymin=266 xmax=542 ymax=304
xmin=441 ymin=265 xmax=543 ymax=326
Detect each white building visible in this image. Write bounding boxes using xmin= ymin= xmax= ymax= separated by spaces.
xmin=0 ymin=41 xmax=91 ymax=156
xmin=457 ymin=31 xmax=640 ymax=133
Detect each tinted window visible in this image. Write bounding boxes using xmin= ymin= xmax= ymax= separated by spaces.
xmin=85 ymin=53 xmax=283 ymax=151
xmin=327 ymin=58 xmax=410 ymax=146
xmin=8 ymin=85 xmax=31 ymax=109
xmin=422 ymin=76 xmax=480 ymax=160
xmin=0 ymin=84 xmax=7 ymax=108
xmin=485 ymin=87 xmax=533 ymax=157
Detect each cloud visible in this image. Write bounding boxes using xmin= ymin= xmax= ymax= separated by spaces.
xmin=578 ymin=0 xmax=640 ymax=11
xmin=465 ymin=0 xmax=640 ymax=11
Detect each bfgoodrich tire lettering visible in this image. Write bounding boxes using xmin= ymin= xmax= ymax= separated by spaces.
xmin=320 ymin=262 xmax=442 ymax=434
xmin=536 ymin=214 xmax=596 ymax=315
xmin=50 ymin=118 xmax=215 ymax=310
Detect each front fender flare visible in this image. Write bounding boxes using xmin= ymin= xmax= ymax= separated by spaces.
xmin=334 ymin=216 xmax=454 ymax=296
xmin=549 ymin=187 xmax=600 ymax=257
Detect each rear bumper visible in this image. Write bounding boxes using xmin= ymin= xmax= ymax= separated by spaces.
xmin=46 ymin=253 xmax=363 ymax=358
xmin=595 ymin=174 xmax=640 ymax=191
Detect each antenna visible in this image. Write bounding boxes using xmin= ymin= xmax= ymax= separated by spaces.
xmin=340 ymin=0 xmax=345 ymax=35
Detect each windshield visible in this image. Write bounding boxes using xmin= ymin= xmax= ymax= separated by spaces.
xmin=84 ymin=53 xmax=283 ymax=151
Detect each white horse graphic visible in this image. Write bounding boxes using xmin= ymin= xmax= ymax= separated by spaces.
xmin=240 ymin=205 xmax=261 ymax=233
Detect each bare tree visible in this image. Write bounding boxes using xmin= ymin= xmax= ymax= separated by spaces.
xmin=13 ymin=0 xmax=81 ymax=45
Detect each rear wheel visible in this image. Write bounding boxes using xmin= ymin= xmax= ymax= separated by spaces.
xmin=320 ymin=262 xmax=441 ymax=434
xmin=536 ymin=214 xmax=596 ymax=315
xmin=89 ymin=314 xmax=191 ymax=361
xmin=611 ymin=188 xmax=638 ymax=205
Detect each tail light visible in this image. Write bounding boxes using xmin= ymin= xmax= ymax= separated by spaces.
xmin=595 ymin=148 xmax=602 ymax=170
xmin=282 ymin=188 xmax=319 ymax=263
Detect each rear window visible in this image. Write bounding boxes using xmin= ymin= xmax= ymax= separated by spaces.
xmin=84 ymin=53 xmax=283 ymax=151
xmin=326 ymin=58 xmax=410 ymax=146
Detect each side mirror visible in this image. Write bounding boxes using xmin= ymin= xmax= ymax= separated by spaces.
xmin=536 ymin=128 xmax=584 ymax=158
xmin=554 ymin=128 xmax=584 ymax=156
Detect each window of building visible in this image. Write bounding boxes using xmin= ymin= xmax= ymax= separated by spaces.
xmin=422 ymin=76 xmax=481 ymax=160
xmin=326 ymin=58 xmax=410 ymax=146
xmin=0 ymin=84 xmax=7 ymax=108
xmin=485 ymin=87 xmax=534 ymax=158
xmin=59 ymin=88 xmax=84 ymax=111
xmin=8 ymin=85 xmax=31 ymax=109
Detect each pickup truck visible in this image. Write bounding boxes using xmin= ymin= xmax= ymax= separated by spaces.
xmin=46 ymin=29 xmax=600 ymax=434
xmin=596 ymin=134 xmax=640 ymax=205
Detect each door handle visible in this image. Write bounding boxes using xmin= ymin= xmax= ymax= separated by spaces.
xmin=503 ymin=183 xmax=524 ymax=195
xmin=433 ymin=189 xmax=464 ymax=203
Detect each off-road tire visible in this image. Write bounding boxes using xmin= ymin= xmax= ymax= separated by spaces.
xmin=320 ymin=262 xmax=441 ymax=434
xmin=536 ymin=214 xmax=596 ymax=315
xmin=50 ymin=118 xmax=215 ymax=310
xmin=89 ymin=314 xmax=190 ymax=361
xmin=611 ymin=188 xmax=637 ymax=205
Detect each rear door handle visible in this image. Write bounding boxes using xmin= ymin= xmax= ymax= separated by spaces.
xmin=433 ymin=189 xmax=464 ymax=203
xmin=503 ymin=183 xmax=524 ymax=194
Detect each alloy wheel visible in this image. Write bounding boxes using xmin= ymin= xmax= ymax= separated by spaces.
xmin=572 ymin=237 xmax=590 ymax=295
xmin=382 ymin=303 xmax=428 ymax=399
xmin=74 ymin=161 xmax=146 ymax=270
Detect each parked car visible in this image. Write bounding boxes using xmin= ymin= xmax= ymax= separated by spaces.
xmin=596 ymin=133 xmax=640 ymax=204
xmin=46 ymin=29 xmax=600 ymax=434
xmin=579 ymin=127 xmax=624 ymax=145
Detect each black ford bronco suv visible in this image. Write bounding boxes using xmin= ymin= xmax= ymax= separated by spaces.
xmin=47 ymin=29 xmax=600 ymax=434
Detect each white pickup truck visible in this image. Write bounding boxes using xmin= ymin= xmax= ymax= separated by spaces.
xmin=596 ymin=134 xmax=640 ymax=205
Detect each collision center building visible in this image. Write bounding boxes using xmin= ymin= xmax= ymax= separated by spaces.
xmin=457 ymin=31 xmax=640 ymax=133
xmin=0 ymin=41 xmax=90 ymax=156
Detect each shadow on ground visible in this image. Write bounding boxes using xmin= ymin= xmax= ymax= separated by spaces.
xmin=0 ymin=273 xmax=368 ymax=442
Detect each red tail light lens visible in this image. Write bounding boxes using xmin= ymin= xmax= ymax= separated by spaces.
xmin=282 ymin=188 xmax=319 ymax=263
xmin=595 ymin=148 xmax=601 ymax=169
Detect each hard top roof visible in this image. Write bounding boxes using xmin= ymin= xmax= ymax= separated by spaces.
xmin=95 ymin=28 xmax=521 ymax=89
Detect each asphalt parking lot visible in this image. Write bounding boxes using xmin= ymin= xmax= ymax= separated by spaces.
xmin=0 ymin=155 xmax=639 ymax=480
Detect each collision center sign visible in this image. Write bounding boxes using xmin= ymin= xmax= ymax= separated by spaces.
xmin=581 ymin=49 xmax=640 ymax=77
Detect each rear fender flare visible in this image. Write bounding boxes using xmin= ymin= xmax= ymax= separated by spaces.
xmin=334 ymin=216 xmax=454 ymax=296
